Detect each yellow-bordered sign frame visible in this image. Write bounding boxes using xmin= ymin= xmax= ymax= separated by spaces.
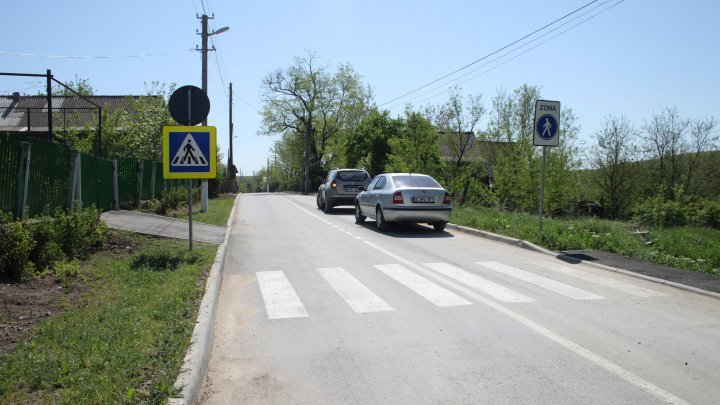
xmin=162 ymin=126 xmax=217 ymax=179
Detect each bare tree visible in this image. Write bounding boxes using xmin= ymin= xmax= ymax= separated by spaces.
xmin=426 ymin=87 xmax=486 ymax=171
xmin=685 ymin=117 xmax=718 ymax=194
xmin=591 ymin=115 xmax=639 ymax=218
xmin=641 ymin=106 xmax=689 ymax=199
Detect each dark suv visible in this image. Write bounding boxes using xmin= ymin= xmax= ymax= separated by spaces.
xmin=317 ymin=169 xmax=371 ymax=213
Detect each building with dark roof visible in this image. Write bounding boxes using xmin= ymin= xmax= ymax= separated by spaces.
xmin=0 ymin=94 xmax=153 ymax=136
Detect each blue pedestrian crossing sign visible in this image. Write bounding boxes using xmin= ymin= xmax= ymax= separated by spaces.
xmin=534 ymin=100 xmax=560 ymax=146
xmin=162 ymin=126 xmax=217 ymax=179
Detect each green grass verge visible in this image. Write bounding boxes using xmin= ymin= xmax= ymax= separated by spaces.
xmin=451 ymin=206 xmax=720 ymax=277
xmin=0 ymin=234 xmax=217 ymax=403
xmin=171 ymin=194 xmax=236 ymax=226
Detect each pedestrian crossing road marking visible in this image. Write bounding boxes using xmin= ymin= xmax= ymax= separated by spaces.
xmin=476 ymin=261 xmax=605 ymax=300
xmin=252 ymin=260 xmax=673 ymax=319
xmin=318 ymin=267 xmax=393 ymax=313
xmin=256 ymin=271 xmax=308 ymax=320
xmin=423 ymin=262 xmax=535 ymax=303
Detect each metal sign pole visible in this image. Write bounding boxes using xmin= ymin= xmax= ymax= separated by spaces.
xmin=538 ymin=146 xmax=547 ymax=240
xmin=187 ymin=89 xmax=193 ymax=251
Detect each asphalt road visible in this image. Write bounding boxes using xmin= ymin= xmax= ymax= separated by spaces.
xmin=200 ymin=193 xmax=720 ymax=404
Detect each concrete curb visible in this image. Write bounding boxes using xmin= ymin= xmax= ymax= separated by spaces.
xmin=169 ymin=194 xmax=240 ymax=404
xmin=446 ymin=223 xmax=720 ymax=300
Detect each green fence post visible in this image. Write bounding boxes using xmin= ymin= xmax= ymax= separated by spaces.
xmin=67 ymin=152 xmax=79 ymax=212
xmin=16 ymin=142 xmax=31 ymax=220
xmin=150 ymin=162 xmax=157 ymax=200
xmin=112 ymin=159 xmax=119 ymax=210
xmin=136 ymin=160 xmax=143 ymax=207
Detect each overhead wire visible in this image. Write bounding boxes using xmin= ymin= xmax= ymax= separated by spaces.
xmin=388 ymin=0 xmax=624 ymax=110
xmin=0 ymin=50 xmax=193 ymax=59
xmin=379 ymin=0 xmax=604 ymax=108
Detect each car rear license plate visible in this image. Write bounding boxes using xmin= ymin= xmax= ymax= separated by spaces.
xmin=412 ymin=196 xmax=435 ymax=203
xmin=345 ymin=186 xmax=359 ymax=191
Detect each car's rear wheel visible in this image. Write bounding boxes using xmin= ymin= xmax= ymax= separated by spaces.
xmin=355 ymin=203 xmax=366 ymax=224
xmin=323 ymin=199 xmax=333 ymax=213
xmin=376 ymin=207 xmax=389 ymax=231
xmin=433 ymin=221 xmax=447 ymax=232
xmin=316 ymin=193 xmax=324 ymax=209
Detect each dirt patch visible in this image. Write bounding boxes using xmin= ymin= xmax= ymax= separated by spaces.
xmin=0 ymin=231 xmax=138 ymax=358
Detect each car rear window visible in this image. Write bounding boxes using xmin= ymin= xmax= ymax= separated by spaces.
xmin=337 ymin=171 xmax=370 ymax=181
xmin=391 ymin=175 xmax=441 ymax=188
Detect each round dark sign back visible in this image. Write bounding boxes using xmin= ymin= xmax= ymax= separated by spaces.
xmin=168 ymin=85 xmax=210 ymax=126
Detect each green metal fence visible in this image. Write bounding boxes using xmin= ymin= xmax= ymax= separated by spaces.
xmin=79 ymin=153 xmax=114 ymax=211
xmin=117 ymin=157 xmax=138 ymax=204
xmin=26 ymin=138 xmax=72 ymax=216
xmin=0 ymin=133 xmax=21 ymax=214
xmin=0 ymin=133 xmax=176 ymax=219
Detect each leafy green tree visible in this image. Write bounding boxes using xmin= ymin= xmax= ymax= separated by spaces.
xmin=684 ymin=117 xmax=718 ymax=197
xmin=345 ymin=109 xmax=401 ymax=176
xmin=543 ymin=107 xmax=582 ymax=213
xmin=424 ymin=87 xmax=486 ymax=172
xmin=487 ymin=85 xmax=541 ymax=211
xmin=48 ymin=75 xmax=95 ymax=96
xmin=104 ymin=83 xmax=176 ymax=161
xmin=641 ymin=106 xmax=689 ymax=200
xmin=271 ymin=131 xmax=306 ymax=191
xmin=386 ymin=110 xmax=443 ymax=176
xmin=590 ymin=114 xmax=640 ymax=218
xmin=259 ymin=52 xmax=371 ymax=191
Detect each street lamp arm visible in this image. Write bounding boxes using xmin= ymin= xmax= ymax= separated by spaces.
xmin=210 ymin=26 xmax=230 ymax=36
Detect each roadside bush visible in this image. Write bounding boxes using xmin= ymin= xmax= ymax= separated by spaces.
xmin=0 ymin=220 xmax=36 ymax=279
xmin=27 ymin=217 xmax=66 ymax=272
xmin=158 ymin=187 xmax=187 ymax=215
xmin=633 ymin=194 xmax=687 ymax=228
xmin=56 ymin=206 xmax=108 ymax=259
xmin=695 ymin=199 xmax=720 ymax=229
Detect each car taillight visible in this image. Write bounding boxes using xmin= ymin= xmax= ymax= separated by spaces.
xmin=331 ymin=181 xmax=337 ymax=189
xmin=443 ymin=192 xmax=451 ymax=205
xmin=392 ymin=191 xmax=404 ymax=204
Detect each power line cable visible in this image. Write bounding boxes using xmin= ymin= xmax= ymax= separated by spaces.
xmin=379 ymin=0 xmax=601 ymax=107
xmin=389 ymin=0 xmax=623 ymax=109
xmin=0 ymin=49 xmax=193 ymax=59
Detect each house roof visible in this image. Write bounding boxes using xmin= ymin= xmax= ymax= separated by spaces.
xmin=0 ymin=95 xmax=155 ymax=132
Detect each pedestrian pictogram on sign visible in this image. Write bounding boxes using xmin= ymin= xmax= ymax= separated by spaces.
xmin=171 ymin=133 xmax=208 ymax=166
xmin=162 ymin=126 xmax=217 ymax=179
xmin=537 ymin=114 xmax=558 ymax=140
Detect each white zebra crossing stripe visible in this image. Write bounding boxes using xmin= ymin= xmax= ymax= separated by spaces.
xmin=318 ymin=267 xmax=394 ymax=313
xmin=476 ymin=261 xmax=605 ymax=300
xmin=531 ymin=260 xmax=664 ymax=298
xmin=374 ymin=264 xmax=472 ymax=307
xmin=256 ymin=271 xmax=309 ymax=319
xmin=423 ymin=263 xmax=535 ymax=303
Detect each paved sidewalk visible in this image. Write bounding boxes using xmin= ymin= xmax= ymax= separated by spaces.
xmin=101 ymin=210 xmax=226 ymax=244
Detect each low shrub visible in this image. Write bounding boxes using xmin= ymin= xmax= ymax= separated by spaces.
xmin=0 ymin=217 xmax=36 ymax=279
xmin=27 ymin=217 xmax=65 ymax=272
xmin=130 ymin=248 xmax=199 ymax=272
xmin=158 ymin=187 xmax=187 ymax=215
xmin=633 ymin=194 xmax=687 ymax=228
xmin=695 ymin=199 xmax=720 ymax=229
xmin=53 ymin=259 xmax=80 ymax=285
xmin=55 ymin=206 xmax=108 ymax=260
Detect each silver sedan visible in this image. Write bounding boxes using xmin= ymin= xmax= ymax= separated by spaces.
xmin=354 ymin=173 xmax=452 ymax=232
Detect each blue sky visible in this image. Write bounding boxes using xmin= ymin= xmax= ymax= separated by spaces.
xmin=3 ymin=1 xmax=719 ymax=174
